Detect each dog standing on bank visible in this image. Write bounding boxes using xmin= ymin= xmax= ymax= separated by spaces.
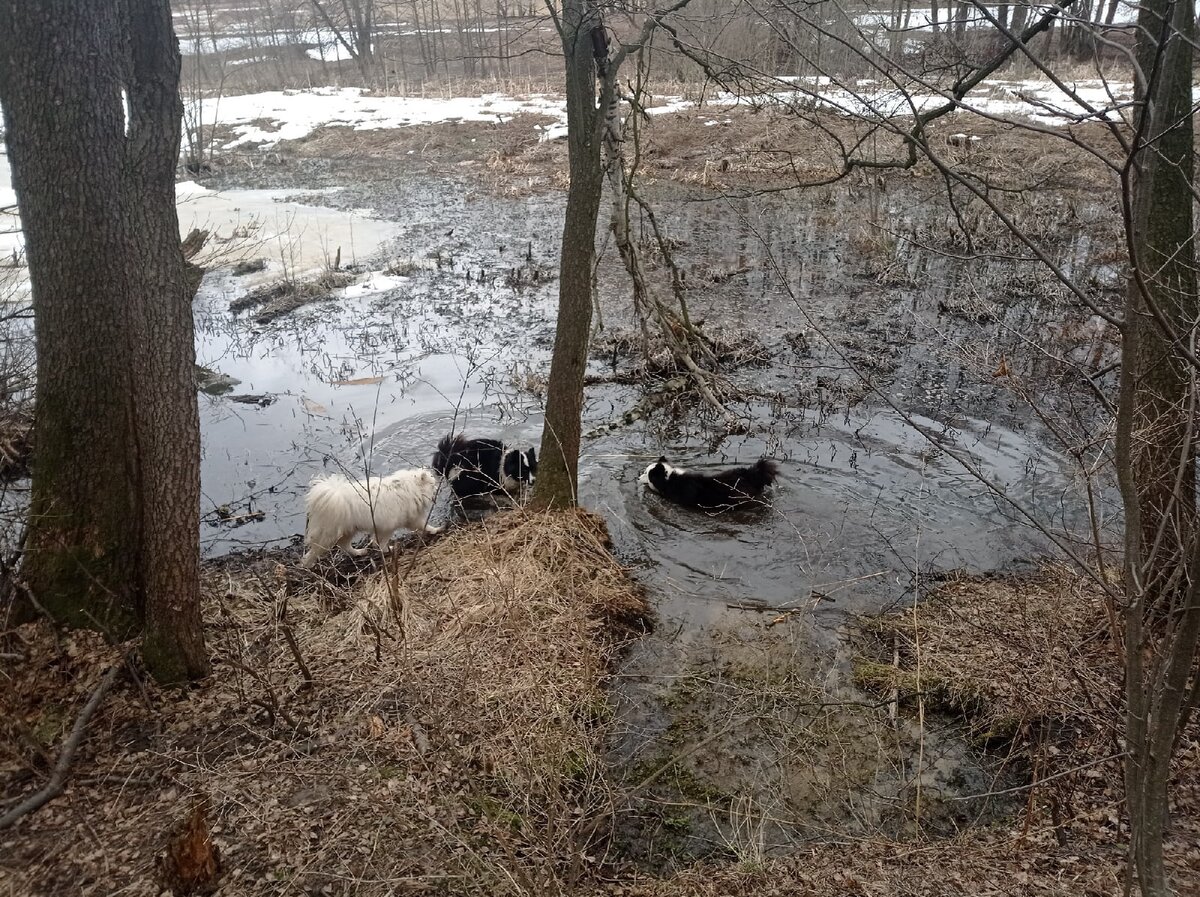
xmin=300 ymin=467 xmax=442 ymax=568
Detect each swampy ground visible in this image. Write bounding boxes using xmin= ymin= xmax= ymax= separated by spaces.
xmin=6 ymin=103 xmax=1196 ymax=894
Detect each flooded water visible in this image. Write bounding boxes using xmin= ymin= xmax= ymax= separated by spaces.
xmin=6 ymin=148 xmax=1104 ymax=861
xmin=187 ymin=163 xmax=1109 ymax=863
xmin=178 ymin=180 xmax=407 ymax=281
xmin=194 ymin=174 xmax=562 ymax=551
xmin=582 ymin=406 xmax=1083 ymax=860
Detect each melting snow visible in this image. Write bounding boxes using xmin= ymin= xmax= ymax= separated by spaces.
xmin=191 ymin=71 xmax=1159 ymax=156
xmin=206 ymin=87 xmax=568 ymax=147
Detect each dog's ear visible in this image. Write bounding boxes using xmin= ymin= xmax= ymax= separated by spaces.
xmin=657 ymin=456 xmax=668 ymax=466
xmin=527 ymin=447 xmax=537 ymax=464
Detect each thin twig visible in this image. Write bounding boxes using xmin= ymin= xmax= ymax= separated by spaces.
xmin=945 ymin=751 xmax=1129 ymax=801
xmin=221 ymin=655 xmax=311 ymax=736
xmin=280 ymin=619 xmax=313 ymax=688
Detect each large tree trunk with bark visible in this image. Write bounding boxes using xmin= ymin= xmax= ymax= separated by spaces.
xmin=1116 ymin=0 xmax=1198 ymax=892
xmin=531 ymin=0 xmax=604 ymax=509
xmin=0 ymin=0 xmax=209 ymax=682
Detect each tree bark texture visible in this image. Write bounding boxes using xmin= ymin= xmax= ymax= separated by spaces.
xmin=0 ymin=0 xmax=209 ymax=682
xmin=531 ymin=0 xmax=604 ymax=509
xmin=1117 ymin=0 xmax=1198 ymax=893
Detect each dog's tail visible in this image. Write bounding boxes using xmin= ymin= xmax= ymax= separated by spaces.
xmin=751 ymin=458 xmax=780 ymax=488
xmin=431 ymin=433 xmax=465 ymax=476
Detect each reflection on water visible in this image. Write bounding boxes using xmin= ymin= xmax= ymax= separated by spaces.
xmin=586 ymin=405 xmax=1084 ymax=624
xmin=196 ymin=269 xmax=555 ymax=552
xmin=194 ymin=176 xmax=561 ymax=552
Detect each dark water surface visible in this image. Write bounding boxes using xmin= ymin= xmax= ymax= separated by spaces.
xmin=194 ymin=166 xmax=1102 ymax=860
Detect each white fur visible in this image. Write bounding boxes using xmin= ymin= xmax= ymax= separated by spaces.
xmin=500 ymin=471 xmax=530 ymax=492
xmin=300 ymin=468 xmax=442 ymax=568
xmin=639 ymin=460 xmax=685 ymax=492
xmin=501 ymin=449 xmax=536 ymax=492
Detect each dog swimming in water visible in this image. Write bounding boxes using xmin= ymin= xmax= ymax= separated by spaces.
xmin=638 ymin=457 xmax=779 ymax=510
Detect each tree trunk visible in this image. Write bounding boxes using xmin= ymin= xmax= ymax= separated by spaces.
xmin=0 ymin=0 xmax=210 ymax=682
xmin=1117 ymin=0 xmax=1198 ymax=892
xmin=531 ymin=0 xmax=604 ymax=509
xmin=1011 ymin=2 xmax=1029 ymax=35
xmin=1120 ymin=0 xmax=1198 ymax=629
xmin=954 ymin=2 xmax=969 ymax=37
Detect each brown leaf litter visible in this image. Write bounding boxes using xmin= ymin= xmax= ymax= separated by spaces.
xmin=1 ymin=509 xmax=648 ymax=896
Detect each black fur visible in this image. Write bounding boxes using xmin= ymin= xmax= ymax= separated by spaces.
xmin=640 ymin=457 xmax=779 ymax=510
xmin=433 ymin=434 xmax=538 ymax=499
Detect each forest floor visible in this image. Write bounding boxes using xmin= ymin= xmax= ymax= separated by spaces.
xmin=3 ymin=516 xmax=1197 ymax=896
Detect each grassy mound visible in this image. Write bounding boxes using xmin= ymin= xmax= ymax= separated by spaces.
xmin=2 ymin=509 xmax=648 ymax=896
xmin=855 ymin=566 xmax=1118 ymax=741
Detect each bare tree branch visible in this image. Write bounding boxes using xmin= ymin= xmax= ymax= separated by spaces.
xmin=0 ymin=659 xmax=125 ymax=830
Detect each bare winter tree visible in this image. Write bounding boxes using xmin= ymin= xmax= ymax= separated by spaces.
xmin=532 ymin=0 xmax=693 ymax=508
xmin=652 ymin=0 xmax=1199 ymax=892
xmin=312 ymin=0 xmax=377 ymax=79
xmin=0 ymin=0 xmax=209 ymax=682
xmin=1116 ymin=0 xmax=1199 ymax=891
xmin=530 ymin=0 xmax=607 ymax=508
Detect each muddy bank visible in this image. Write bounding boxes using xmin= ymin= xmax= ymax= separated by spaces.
xmin=598 ymin=567 xmax=1198 ymax=894
xmin=1 ymin=510 xmax=646 ymax=897
xmin=6 ymin=539 xmax=1185 ymax=895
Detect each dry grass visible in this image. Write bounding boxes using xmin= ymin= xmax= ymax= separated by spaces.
xmin=587 ymin=837 xmax=1127 ymax=897
xmin=1 ymin=509 xmax=648 ymax=897
xmin=851 ymin=565 xmax=1199 ymax=890
xmin=4 ymin=543 xmax=1198 ymax=896
xmin=856 ymin=565 xmax=1120 ymax=739
xmin=210 ymin=92 xmax=1127 ymax=204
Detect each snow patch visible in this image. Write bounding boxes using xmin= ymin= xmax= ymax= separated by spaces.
xmin=340 ymin=271 xmax=409 ymax=299
xmin=206 ymin=87 xmax=567 ymax=148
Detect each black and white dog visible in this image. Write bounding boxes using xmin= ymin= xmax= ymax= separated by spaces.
xmin=432 ymin=433 xmax=538 ymax=500
xmin=639 ymin=457 xmax=779 ymax=510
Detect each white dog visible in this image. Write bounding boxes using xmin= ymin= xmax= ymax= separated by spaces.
xmin=300 ymin=468 xmax=443 ymax=568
